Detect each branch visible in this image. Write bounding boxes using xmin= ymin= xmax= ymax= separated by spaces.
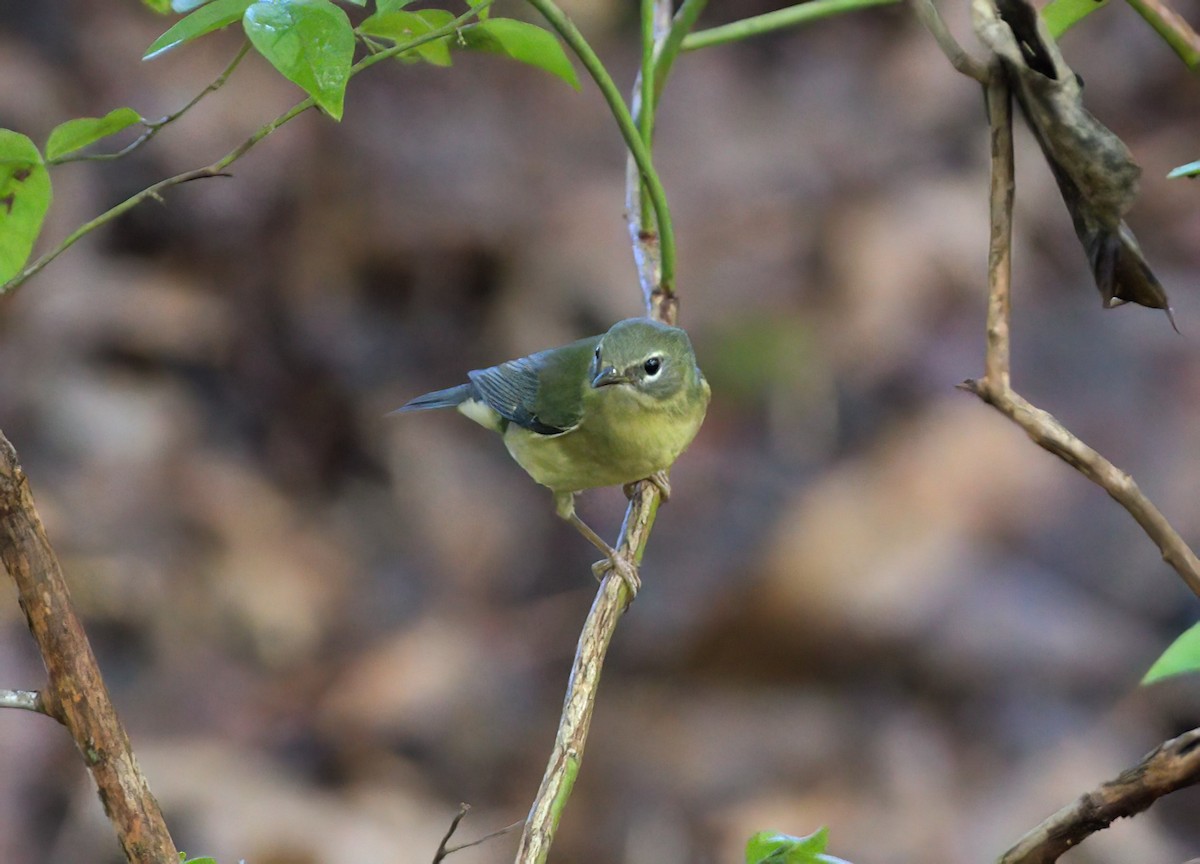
xmin=1123 ymin=0 xmax=1200 ymax=69
xmin=681 ymin=0 xmax=901 ymax=52
xmin=0 ymin=688 xmax=51 ymax=716
xmin=525 ymin=0 xmax=677 ymax=296
xmin=960 ymin=65 xmax=1200 ymax=600
xmin=515 ymin=6 xmax=682 ymax=861
xmin=514 ymin=486 xmax=662 ymax=864
xmin=998 ymin=728 xmax=1200 ymax=864
xmin=0 ymin=430 xmax=178 ymax=864
xmin=48 ymin=40 xmax=252 ymax=166
xmin=910 ymin=0 xmax=991 ymax=82
xmin=1 ymin=3 xmax=489 ymax=298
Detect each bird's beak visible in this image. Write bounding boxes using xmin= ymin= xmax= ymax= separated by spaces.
xmin=591 ymin=366 xmax=630 ymax=388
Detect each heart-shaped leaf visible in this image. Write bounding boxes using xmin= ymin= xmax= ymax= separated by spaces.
xmin=145 ymin=0 xmax=253 ymax=59
xmin=461 ymin=18 xmax=579 ymax=89
xmin=46 ymin=108 xmax=143 ymax=163
xmin=244 ymin=0 xmax=355 ymax=120
xmin=359 ymin=9 xmax=452 ymax=66
xmin=0 ymin=130 xmax=52 ymax=285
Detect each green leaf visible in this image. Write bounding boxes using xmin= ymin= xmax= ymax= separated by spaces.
xmin=45 ymin=108 xmax=143 ymax=162
xmin=1168 ymin=159 xmax=1200 ymax=179
xmin=746 ymin=828 xmax=853 ymax=864
xmin=243 ymin=0 xmax=355 ymax=120
xmin=172 ymin=0 xmax=215 ymax=11
xmin=182 ymin=858 xmax=219 ymax=864
xmin=0 ymin=130 xmax=52 ymax=285
xmin=375 ymin=0 xmax=413 ymax=12
xmin=1042 ymin=0 xmax=1111 ymax=39
xmin=460 ymin=18 xmax=579 ymax=89
xmin=468 ymin=0 xmax=489 ymax=20
xmin=142 ymin=0 xmax=174 ymax=13
xmin=359 ymin=9 xmax=452 ymax=66
xmin=144 ymin=0 xmax=253 ymax=59
xmin=1143 ymin=622 xmax=1200 ymax=684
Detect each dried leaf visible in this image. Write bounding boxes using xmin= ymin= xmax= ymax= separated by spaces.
xmin=973 ymin=0 xmax=1174 ymax=326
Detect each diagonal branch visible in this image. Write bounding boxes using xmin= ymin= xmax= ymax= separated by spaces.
xmin=958 ymin=62 xmax=1200 ymax=600
xmin=0 ymin=429 xmax=178 ymax=864
xmin=515 ymin=3 xmax=681 ymax=861
xmin=998 ymin=727 xmax=1200 ymax=864
xmin=0 ymin=688 xmax=51 ymax=715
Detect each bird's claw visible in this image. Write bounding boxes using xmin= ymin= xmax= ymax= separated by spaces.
xmin=592 ymin=554 xmax=641 ymax=597
xmin=623 ymin=470 xmax=672 ymax=503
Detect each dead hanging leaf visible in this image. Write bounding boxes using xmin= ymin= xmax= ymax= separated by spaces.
xmin=973 ymin=0 xmax=1176 ymax=329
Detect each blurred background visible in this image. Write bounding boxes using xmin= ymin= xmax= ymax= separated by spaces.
xmin=2 ymin=1 xmax=1200 ymax=862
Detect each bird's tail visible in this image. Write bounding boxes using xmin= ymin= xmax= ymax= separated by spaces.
xmin=390 ymin=383 xmax=473 ymax=414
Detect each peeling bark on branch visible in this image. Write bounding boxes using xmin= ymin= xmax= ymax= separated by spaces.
xmin=0 ymin=430 xmax=178 ymax=864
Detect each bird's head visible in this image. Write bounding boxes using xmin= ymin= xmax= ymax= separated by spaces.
xmin=589 ymin=318 xmax=700 ymax=402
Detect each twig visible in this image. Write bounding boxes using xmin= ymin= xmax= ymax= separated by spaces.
xmin=0 ymin=430 xmax=178 ymax=864
xmin=514 ymin=7 xmax=683 ymax=861
xmin=445 ymin=821 xmax=523 ymax=857
xmin=998 ymin=727 xmax=1200 ymax=864
xmin=650 ymin=0 xmax=709 ymax=103
xmin=1 ymin=3 xmax=490 ymax=298
xmin=48 ymin=41 xmax=253 ymax=166
xmin=0 ymin=688 xmax=51 ymax=716
xmin=515 ymin=486 xmax=663 ymax=864
xmin=1123 ymin=0 xmax=1200 ymax=69
xmin=432 ymin=804 xmax=471 ymax=864
xmin=682 ymin=0 xmax=902 ymax=53
xmin=525 ymin=0 xmax=677 ymax=296
xmin=910 ymin=0 xmax=991 ymax=83
xmin=958 ymin=61 xmax=1200 ymax=600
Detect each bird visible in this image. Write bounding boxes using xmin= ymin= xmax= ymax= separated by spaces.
xmin=392 ymin=317 xmax=710 ymax=595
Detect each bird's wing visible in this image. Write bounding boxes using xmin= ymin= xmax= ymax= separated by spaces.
xmin=468 ymin=335 xmax=598 ymax=435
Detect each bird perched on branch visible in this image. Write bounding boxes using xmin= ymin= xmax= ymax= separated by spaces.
xmin=393 ymin=317 xmax=710 ymax=595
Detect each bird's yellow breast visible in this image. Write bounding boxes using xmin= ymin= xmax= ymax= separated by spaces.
xmin=503 ymin=380 xmax=708 ymax=493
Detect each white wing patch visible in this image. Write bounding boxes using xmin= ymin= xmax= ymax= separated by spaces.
xmin=456 ymin=397 xmax=505 ymax=432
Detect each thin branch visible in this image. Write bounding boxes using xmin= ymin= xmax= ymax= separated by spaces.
xmin=651 ymin=0 xmax=709 ymax=103
xmin=0 ymin=688 xmax=52 ymax=716
xmin=515 ymin=7 xmax=681 ymax=862
xmin=515 ymin=487 xmax=663 ymax=864
xmin=1123 ymin=0 xmax=1200 ymax=69
xmin=525 ymin=0 xmax=677 ymax=296
xmin=48 ymin=41 xmax=253 ymax=166
xmin=1 ymin=4 xmax=489 ymax=298
xmin=681 ymin=0 xmax=901 ymax=53
xmin=998 ymin=727 xmax=1200 ymax=864
xmin=443 ymin=820 xmax=523 ymax=858
xmin=910 ymin=0 xmax=991 ymax=83
xmin=432 ymin=804 xmax=471 ymax=864
xmin=983 ymin=62 xmax=1013 ymax=390
xmin=959 ymin=64 xmax=1200 ymax=600
xmin=0 ymin=430 xmax=178 ymax=864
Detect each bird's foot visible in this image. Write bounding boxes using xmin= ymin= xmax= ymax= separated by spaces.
xmin=623 ymin=470 xmax=672 ymax=503
xmin=592 ymin=554 xmax=641 ymax=597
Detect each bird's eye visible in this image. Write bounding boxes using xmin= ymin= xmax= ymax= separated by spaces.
xmin=643 ymin=356 xmax=662 ymax=376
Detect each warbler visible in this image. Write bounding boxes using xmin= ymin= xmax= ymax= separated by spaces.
xmin=393 ymin=317 xmax=710 ymax=594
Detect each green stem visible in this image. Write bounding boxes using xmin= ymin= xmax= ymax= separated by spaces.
xmin=651 ymin=0 xmax=709 ymax=102
xmin=49 ymin=41 xmax=253 ymax=166
xmin=525 ymin=0 xmax=676 ymax=293
xmin=682 ymin=0 xmax=900 ymax=52
xmin=1123 ymin=0 xmax=1200 ymax=68
xmin=637 ymin=0 xmax=657 ymax=229
xmin=1 ymin=3 xmax=489 ymax=297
